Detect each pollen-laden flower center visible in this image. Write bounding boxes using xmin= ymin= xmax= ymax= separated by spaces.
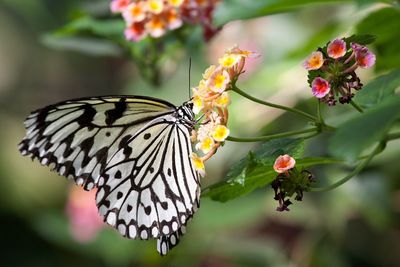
xmin=304 ymin=37 xmax=376 ymax=105
xmin=190 ymin=46 xmax=260 ymax=176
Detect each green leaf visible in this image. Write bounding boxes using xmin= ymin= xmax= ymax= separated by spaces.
xmin=329 ymin=96 xmax=400 ymax=161
xmin=41 ymin=34 xmax=123 ymax=57
xmin=202 ymin=138 xmax=304 ymax=202
xmin=213 ymin=0 xmax=355 ymax=26
xmin=354 ymin=69 xmax=400 ymax=108
xmin=56 ymin=16 xmax=125 ymax=39
xmin=343 ymin=34 xmax=376 ymax=46
xmin=202 ymin=154 xmax=343 ymax=203
xmin=356 ymin=7 xmax=400 ymax=71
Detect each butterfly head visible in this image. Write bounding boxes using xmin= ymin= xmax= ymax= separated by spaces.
xmin=176 ymin=101 xmax=195 ymax=126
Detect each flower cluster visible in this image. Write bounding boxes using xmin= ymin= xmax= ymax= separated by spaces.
xmin=303 ymin=37 xmax=376 ymax=105
xmin=110 ymin=0 xmax=220 ymax=42
xmin=271 ymin=155 xmax=315 ymax=212
xmin=190 ymin=46 xmax=259 ymax=176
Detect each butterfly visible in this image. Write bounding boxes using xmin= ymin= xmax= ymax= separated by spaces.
xmin=18 ymin=95 xmax=201 ymax=255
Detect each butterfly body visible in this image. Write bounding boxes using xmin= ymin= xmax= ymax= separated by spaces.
xmin=19 ymin=96 xmax=200 ymax=255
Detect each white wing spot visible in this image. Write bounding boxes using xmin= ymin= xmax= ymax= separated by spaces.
xmin=172 ymin=221 xmax=178 ymax=232
xmin=161 ymin=242 xmax=167 ymax=255
xmin=118 ymin=224 xmax=126 ymax=236
xmin=96 ymin=188 xmax=105 ymax=203
xmin=170 ymin=235 xmax=176 ymax=245
xmin=162 ymin=225 xmax=169 ymax=235
xmin=152 ymin=227 xmax=159 ymax=238
xmin=76 ymin=178 xmax=84 ymax=186
xmin=59 ymin=166 xmax=66 ymax=175
xmin=41 ymin=158 xmax=48 ymax=165
xmin=141 ymin=230 xmax=148 ymax=239
xmin=180 ymin=225 xmax=187 ymax=234
xmin=99 ymin=205 xmax=108 ymax=216
xmin=129 ymin=225 xmax=137 ymax=238
xmin=106 ymin=212 xmax=117 ymax=226
xmin=86 ymin=182 xmax=94 ymax=190
xmin=98 ymin=177 xmax=105 ymax=186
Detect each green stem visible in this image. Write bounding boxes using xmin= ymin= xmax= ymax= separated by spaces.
xmin=350 ymin=100 xmax=364 ymax=113
xmin=227 ymin=127 xmax=319 ymax=142
xmin=386 ymin=132 xmax=400 ymax=141
xmin=317 ymin=100 xmax=324 ymax=124
xmin=231 ymin=86 xmax=318 ymax=122
xmin=310 ymin=143 xmax=384 ymax=192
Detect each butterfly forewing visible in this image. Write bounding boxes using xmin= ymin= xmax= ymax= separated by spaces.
xmin=18 ymin=95 xmax=200 ymax=255
xmin=19 ymin=96 xmax=175 ymax=189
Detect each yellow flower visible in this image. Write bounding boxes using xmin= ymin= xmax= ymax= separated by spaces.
xmin=196 ymin=136 xmax=214 ymax=154
xmin=214 ymin=92 xmax=231 ymax=108
xmin=303 ymin=51 xmax=324 ymax=70
xmin=147 ymin=0 xmax=164 ymax=14
xmin=203 ymin=65 xmax=216 ymax=80
xmin=191 ymin=153 xmax=205 ymax=177
xmin=218 ymin=54 xmax=241 ymax=68
xmin=192 ymin=95 xmax=204 ymax=114
xmin=226 ymin=46 xmax=259 ymax=58
xmin=196 ymin=80 xmax=210 ymax=97
xmin=207 ymin=67 xmax=230 ymax=93
xmin=211 ymin=125 xmax=230 ymax=142
xmin=168 ymin=0 xmax=184 ymax=7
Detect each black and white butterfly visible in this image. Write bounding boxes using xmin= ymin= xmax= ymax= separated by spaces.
xmin=18 ymin=95 xmax=201 ymax=255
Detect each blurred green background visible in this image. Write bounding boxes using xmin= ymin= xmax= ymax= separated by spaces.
xmin=1 ymin=0 xmax=400 ymax=266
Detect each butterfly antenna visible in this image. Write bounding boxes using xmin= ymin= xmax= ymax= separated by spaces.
xmin=188 ymin=57 xmax=192 ymax=99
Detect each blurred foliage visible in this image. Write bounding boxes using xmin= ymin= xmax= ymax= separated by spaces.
xmin=356 ymin=7 xmax=400 ymax=71
xmin=354 ymin=69 xmax=400 ymax=107
xmin=329 ymin=95 xmax=400 ymax=161
xmin=1 ymin=0 xmax=400 ymax=266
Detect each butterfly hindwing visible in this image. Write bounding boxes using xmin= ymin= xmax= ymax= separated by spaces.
xmin=18 ymin=96 xmax=175 ymax=190
xmin=96 ymin=114 xmax=200 ymax=242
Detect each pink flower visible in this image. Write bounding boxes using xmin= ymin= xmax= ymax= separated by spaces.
xmin=65 ymin=187 xmax=104 ymax=243
xmin=350 ymin=42 xmax=363 ymax=52
xmin=125 ymin=22 xmax=147 ymax=41
xmin=122 ymin=2 xmax=146 ymax=24
xmin=327 ymin=38 xmax=347 ymax=59
xmin=354 ymin=47 xmax=376 ymax=69
xmin=146 ymin=16 xmax=166 ymax=38
xmin=110 ymin=0 xmax=131 ymax=13
xmin=311 ymin=77 xmax=331 ymax=98
xmin=303 ymin=51 xmax=324 ymax=70
xmin=274 ymin=155 xmax=296 ymax=173
xmin=165 ymin=8 xmax=183 ymax=30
